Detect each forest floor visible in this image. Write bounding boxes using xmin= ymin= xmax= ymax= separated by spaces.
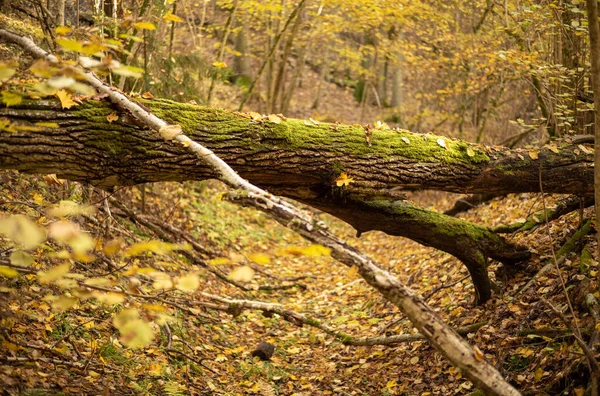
xmin=0 ymin=168 xmax=596 ymax=395
xmin=0 ymin=16 xmax=597 ymax=394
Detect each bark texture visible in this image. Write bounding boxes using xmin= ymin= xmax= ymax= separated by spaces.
xmin=3 ymin=97 xmax=594 ymax=301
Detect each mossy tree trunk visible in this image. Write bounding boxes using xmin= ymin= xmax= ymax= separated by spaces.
xmin=0 ymin=98 xmax=593 ymax=302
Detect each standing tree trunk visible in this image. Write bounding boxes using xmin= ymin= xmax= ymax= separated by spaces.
xmin=586 ymin=0 xmax=600 ymax=265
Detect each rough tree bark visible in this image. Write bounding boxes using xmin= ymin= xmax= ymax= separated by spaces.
xmin=0 ymin=98 xmax=593 ymax=301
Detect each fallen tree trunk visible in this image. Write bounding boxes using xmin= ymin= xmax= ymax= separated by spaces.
xmin=0 ymin=99 xmax=592 ymax=195
xmin=4 ymin=97 xmax=593 ymax=302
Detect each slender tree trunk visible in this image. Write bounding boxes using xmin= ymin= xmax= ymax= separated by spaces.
xmin=586 ymin=0 xmax=600 ymax=269
xmin=206 ymin=0 xmax=239 ymax=105
xmin=238 ymin=0 xmax=308 ymax=111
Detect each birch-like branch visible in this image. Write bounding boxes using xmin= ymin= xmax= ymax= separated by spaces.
xmin=0 ymin=29 xmax=520 ymax=396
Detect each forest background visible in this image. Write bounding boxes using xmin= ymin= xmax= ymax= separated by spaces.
xmin=0 ymin=0 xmax=599 ymax=395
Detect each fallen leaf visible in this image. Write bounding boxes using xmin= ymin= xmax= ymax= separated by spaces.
xmin=228 ymin=265 xmax=255 ymax=282
xmin=528 ymin=150 xmax=539 ymax=160
xmin=335 ymin=172 xmax=354 ymax=187
xmin=106 ymin=111 xmax=119 ymax=123
xmin=55 ymin=90 xmax=77 ymax=109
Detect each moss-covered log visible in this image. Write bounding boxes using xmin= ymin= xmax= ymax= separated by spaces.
xmin=0 ymin=99 xmax=592 ymax=195
xmin=2 ymin=97 xmax=587 ymax=302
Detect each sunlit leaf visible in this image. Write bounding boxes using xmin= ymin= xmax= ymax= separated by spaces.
xmin=1 ymin=91 xmax=22 ymax=107
xmin=163 ymin=13 xmax=184 ymax=23
xmin=48 ymin=220 xmax=94 ymax=253
xmin=56 ymin=38 xmax=83 ymax=52
xmin=0 ymin=266 xmax=18 ymax=278
xmin=38 ymin=262 xmax=71 ymax=283
xmin=52 ymin=295 xmax=78 ymax=311
xmin=335 ymin=172 xmax=354 ymax=187
xmin=134 ymin=22 xmax=156 ymax=30
xmin=228 ymin=265 xmax=255 ymax=282
xmin=103 ymin=238 xmax=124 ymax=256
xmin=113 ymin=309 xmax=154 ymax=349
xmin=248 ymin=253 xmax=270 ymax=265
xmin=0 ymin=63 xmax=16 ymax=81
xmin=209 ymin=257 xmax=230 ymax=266
xmin=0 ymin=214 xmax=46 ymax=249
xmin=47 ymin=200 xmax=96 ymax=218
xmin=55 ymin=90 xmax=77 ymax=109
xmin=55 ymin=26 xmax=73 ymax=35
xmin=106 ymin=111 xmax=119 ymax=123
xmin=10 ymin=250 xmax=34 ymax=267
xmin=111 ymin=64 xmax=144 ymax=78
xmin=123 ymin=240 xmax=190 ymax=257
xmin=93 ymin=292 xmax=125 ymax=304
xmin=175 ymin=273 xmax=200 ymax=292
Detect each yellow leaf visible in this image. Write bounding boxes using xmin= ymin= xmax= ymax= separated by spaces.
xmin=143 ymin=304 xmax=167 ymax=312
xmin=48 ymin=220 xmax=94 ymax=253
xmin=287 ymin=346 xmax=301 ymax=354
xmin=300 ymin=245 xmax=330 ymax=257
xmin=175 ymin=273 xmax=200 ymax=292
xmin=163 ymin=13 xmax=184 ymax=22
xmin=35 ymin=122 xmax=59 ymax=128
xmin=0 ymin=266 xmax=18 ymax=278
xmin=473 ymin=345 xmax=484 ymax=361
xmin=38 ymin=262 xmax=71 ymax=283
xmin=141 ymin=91 xmax=154 ymax=99
xmin=107 ymin=111 xmax=119 ymax=123
xmin=158 ymin=124 xmax=183 ymax=140
xmin=534 ymin=367 xmax=544 ymax=382
xmin=212 ymin=61 xmax=227 ymax=69
xmin=2 ymin=91 xmax=22 ymax=107
xmin=248 ymin=253 xmax=270 ymax=265
xmin=409 ymin=356 xmax=419 ymax=364
xmin=248 ymin=111 xmax=262 ymax=121
xmin=347 ymin=265 xmax=358 ymax=278
xmin=119 ymin=318 xmax=154 ymax=349
xmin=10 ymin=250 xmax=34 ymax=266
xmin=386 ymin=380 xmax=397 ymax=389
xmin=84 ymin=278 xmax=114 ymax=286
xmin=56 ymin=38 xmax=83 ymax=52
xmin=335 ymin=172 xmax=354 ymax=187
xmin=528 ymin=150 xmax=539 ymax=160
xmin=228 ymin=266 xmax=255 ymax=283
xmin=0 ymin=63 xmax=16 ymax=81
xmin=374 ymin=120 xmax=389 ymax=130
xmin=401 ymin=136 xmax=410 ymax=144
xmin=51 ymin=295 xmax=78 ymax=311
xmin=55 ymin=90 xmax=77 ymax=109
xmin=267 ymin=114 xmax=282 ymax=124
xmin=123 ymin=240 xmax=189 ymax=257
xmin=44 ymin=174 xmax=65 ymax=186
xmin=436 ymin=138 xmax=447 ymax=148
xmin=466 ymin=147 xmax=475 ymax=157
xmin=548 ymin=145 xmax=559 ymax=154
xmin=55 ymin=26 xmax=72 ymax=35
xmin=47 ymin=200 xmax=96 ymax=218
xmin=209 ymin=257 xmax=230 ymax=266
xmin=0 ymin=119 xmax=17 ymax=133
xmin=111 ymin=64 xmax=144 ymax=78
xmin=103 ymin=238 xmax=124 ymax=256
xmin=0 ymin=214 xmax=46 ymax=249
xmin=134 ymin=22 xmax=156 ymax=30
xmin=93 ymin=292 xmax=125 ymax=304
